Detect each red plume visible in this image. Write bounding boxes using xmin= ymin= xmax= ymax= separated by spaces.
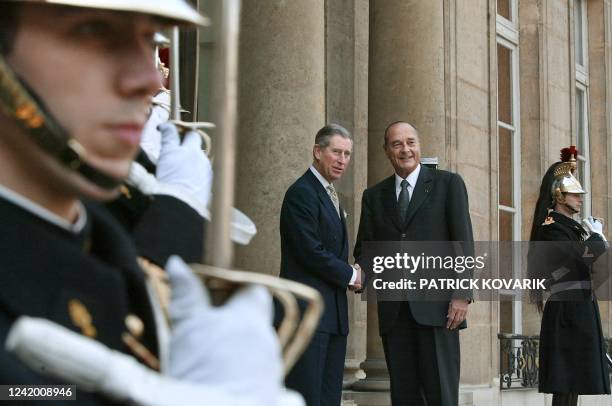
xmin=560 ymin=145 xmax=578 ymax=162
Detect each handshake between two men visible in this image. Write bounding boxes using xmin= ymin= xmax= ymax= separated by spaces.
xmin=349 ymin=263 xmax=364 ymax=292
xmin=279 ymin=122 xmax=473 ymax=405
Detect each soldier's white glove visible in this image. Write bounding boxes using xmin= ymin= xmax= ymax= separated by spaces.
xmin=130 ymin=105 xmax=257 ymax=245
xmin=140 ymin=92 xmax=170 ymax=163
xmin=5 ymin=317 xmax=304 ymax=406
xmin=583 ymin=216 xmax=607 ymax=241
xmin=156 ymin=122 xmax=213 ymax=213
xmin=127 ymin=162 xmax=256 ymax=245
xmin=166 ymin=256 xmax=284 ymax=403
xmin=127 ymin=122 xmax=213 ymax=217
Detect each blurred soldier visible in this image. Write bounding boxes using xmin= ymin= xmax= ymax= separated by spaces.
xmin=103 ymin=30 xmax=209 ymax=268
xmin=107 ymin=33 xmax=255 ymax=262
xmin=0 ymin=1 xmax=299 ymax=405
xmin=528 ymin=147 xmax=610 ymax=406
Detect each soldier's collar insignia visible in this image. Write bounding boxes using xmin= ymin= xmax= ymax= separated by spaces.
xmin=68 ymin=299 xmax=97 ymax=338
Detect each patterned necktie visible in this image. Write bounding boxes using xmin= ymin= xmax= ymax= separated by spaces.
xmin=398 ymin=179 xmax=410 ymax=222
xmin=327 ymin=184 xmax=340 ymax=218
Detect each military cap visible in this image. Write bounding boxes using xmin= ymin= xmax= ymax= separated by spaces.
xmin=4 ymin=0 xmax=209 ymax=26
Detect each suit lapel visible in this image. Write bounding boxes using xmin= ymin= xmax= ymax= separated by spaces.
xmin=320 ymin=192 xmax=343 ymax=230
xmin=403 ymin=165 xmax=434 ymax=228
xmin=339 ymin=203 xmax=348 ymax=251
xmin=380 ymin=175 xmax=404 ymax=232
xmin=304 ymin=170 xmax=343 ymax=230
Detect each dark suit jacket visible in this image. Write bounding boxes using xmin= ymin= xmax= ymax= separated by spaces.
xmin=354 ymin=165 xmax=474 ymax=335
xmin=280 ymin=169 xmax=353 ymax=335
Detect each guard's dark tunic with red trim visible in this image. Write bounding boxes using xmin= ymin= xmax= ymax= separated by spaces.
xmin=533 ymin=211 xmax=610 ymax=394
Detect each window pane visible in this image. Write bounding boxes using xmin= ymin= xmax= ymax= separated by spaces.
xmin=576 ymin=87 xmax=585 ymax=154
xmin=498 ymin=126 xmax=513 ymax=207
xmin=500 ymin=299 xmax=514 ymax=333
xmin=497 ymin=44 xmax=512 ymax=125
xmin=499 ymin=244 xmax=515 ymax=283
xmin=575 ymin=87 xmax=589 ymax=213
xmin=574 ymin=0 xmax=584 ymax=67
xmin=497 ymin=0 xmax=511 ymax=21
xmin=576 ymin=88 xmax=586 ymax=185
xmin=499 ymin=211 xmax=514 ymax=286
xmin=577 ymin=160 xmax=587 ymax=203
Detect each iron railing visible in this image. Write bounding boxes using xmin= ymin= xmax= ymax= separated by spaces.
xmin=498 ymin=334 xmax=612 ymax=391
xmin=498 ymin=334 xmax=539 ymax=390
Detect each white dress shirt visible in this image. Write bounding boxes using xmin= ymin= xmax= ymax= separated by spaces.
xmin=395 ymin=164 xmax=421 ymax=201
xmin=309 ymin=166 xmax=358 ymax=286
xmin=0 ymin=184 xmax=87 ymax=233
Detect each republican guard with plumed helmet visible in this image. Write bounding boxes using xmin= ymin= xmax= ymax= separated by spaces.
xmin=528 ymin=146 xmax=610 ymax=406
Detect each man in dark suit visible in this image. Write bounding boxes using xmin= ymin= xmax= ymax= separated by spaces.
xmin=281 ymin=124 xmax=361 ymax=406
xmin=354 ymin=121 xmax=474 ymax=406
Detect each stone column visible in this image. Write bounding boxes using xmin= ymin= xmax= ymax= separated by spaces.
xmin=349 ymin=2 xmax=446 ymax=403
xmin=519 ymin=0 xmax=574 ymax=336
xmin=233 ymin=1 xmax=326 ymax=275
xmin=351 ymin=294 xmax=389 ymax=392
xmin=368 ymin=0 xmax=446 ymax=181
xmin=324 ymin=0 xmax=369 ymax=390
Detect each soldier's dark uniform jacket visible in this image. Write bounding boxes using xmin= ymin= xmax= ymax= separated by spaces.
xmin=0 ymin=186 xmax=204 ymax=405
xmin=532 ymin=210 xmax=610 ymax=395
xmin=107 ymin=149 xmax=205 ymax=266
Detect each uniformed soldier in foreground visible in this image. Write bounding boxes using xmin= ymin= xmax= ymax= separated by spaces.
xmin=528 ymin=147 xmax=610 ymax=406
xmin=0 ymin=1 xmax=301 ymax=404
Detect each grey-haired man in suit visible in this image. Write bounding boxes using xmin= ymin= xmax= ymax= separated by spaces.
xmin=354 ymin=121 xmax=473 ymax=406
xmin=280 ymin=124 xmax=362 ymax=406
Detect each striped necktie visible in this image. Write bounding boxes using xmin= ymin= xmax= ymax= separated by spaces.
xmin=327 ymin=184 xmax=340 ymax=218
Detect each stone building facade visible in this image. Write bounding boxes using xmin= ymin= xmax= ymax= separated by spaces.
xmin=190 ymin=1 xmax=612 ymax=404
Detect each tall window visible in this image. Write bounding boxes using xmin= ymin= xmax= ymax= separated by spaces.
xmin=574 ymin=0 xmax=591 ymax=216
xmin=497 ymin=0 xmax=521 ymax=334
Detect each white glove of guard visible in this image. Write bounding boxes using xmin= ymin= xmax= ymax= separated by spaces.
xmin=131 ymin=109 xmax=258 ymax=245
xmin=583 ymin=216 xmax=607 ymax=241
xmin=127 ymin=122 xmax=213 ymax=217
xmin=140 ymin=92 xmax=171 ymax=164
xmin=127 ymin=162 xmax=257 ymax=245
xmin=5 ymin=317 xmax=304 ymax=406
xmin=166 ymin=256 xmax=285 ymax=403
